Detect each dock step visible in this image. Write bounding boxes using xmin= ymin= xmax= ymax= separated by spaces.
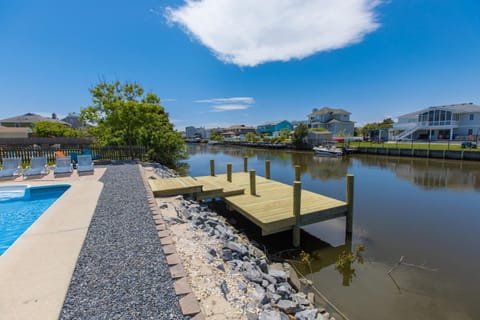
xmin=148 ymin=176 xmax=203 ymax=197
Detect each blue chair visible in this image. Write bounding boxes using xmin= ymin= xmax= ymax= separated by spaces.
xmin=54 ymin=156 xmax=73 ymax=176
xmin=77 ymin=154 xmax=94 ymax=175
xmin=24 ymin=157 xmax=49 ymax=177
xmin=0 ymin=158 xmax=22 ymax=179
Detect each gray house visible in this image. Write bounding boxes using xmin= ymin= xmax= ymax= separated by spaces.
xmin=307 ymin=107 xmax=354 ymax=136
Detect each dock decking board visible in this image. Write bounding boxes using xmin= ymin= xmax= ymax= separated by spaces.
xmin=148 ymin=176 xmax=203 ymax=197
xmin=150 ymin=172 xmax=349 ymax=236
xmin=194 ymin=176 xmax=244 ymax=200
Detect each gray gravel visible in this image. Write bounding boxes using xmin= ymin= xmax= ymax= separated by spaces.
xmin=60 ymin=164 xmax=187 ymax=320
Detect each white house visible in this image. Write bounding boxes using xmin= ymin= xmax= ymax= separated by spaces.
xmin=391 ymin=103 xmax=480 ymax=141
xmin=307 ymin=107 xmax=354 ymax=136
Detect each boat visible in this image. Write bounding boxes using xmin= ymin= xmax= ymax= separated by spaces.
xmin=313 ymin=145 xmax=344 ymax=157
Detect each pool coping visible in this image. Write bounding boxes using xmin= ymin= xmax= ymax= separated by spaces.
xmin=0 ymin=168 xmax=106 ymax=320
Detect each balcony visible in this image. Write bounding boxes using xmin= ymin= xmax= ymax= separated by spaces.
xmin=418 ymin=120 xmax=458 ymax=128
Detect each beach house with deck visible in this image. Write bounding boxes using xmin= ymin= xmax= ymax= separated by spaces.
xmin=391 ymin=103 xmax=480 ymax=141
xmin=307 ymin=107 xmax=354 ymax=136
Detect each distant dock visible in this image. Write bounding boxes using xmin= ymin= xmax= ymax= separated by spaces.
xmin=149 ymin=158 xmax=354 ymax=246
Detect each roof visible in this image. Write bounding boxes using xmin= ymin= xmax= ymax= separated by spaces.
xmin=325 ymin=119 xmax=354 ymax=124
xmin=62 ymin=112 xmax=81 ymax=119
xmin=0 ymin=113 xmax=71 ymax=126
xmin=309 ymin=107 xmax=351 ymax=116
xmin=0 ymin=126 xmax=32 ymax=133
xmin=398 ymin=103 xmax=480 ymax=118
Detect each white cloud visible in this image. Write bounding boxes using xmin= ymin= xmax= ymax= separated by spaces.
xmin=195 ymin=97 xmax=254 ymax=104
xmin=195 ymin=96 xmax=254 ymax=112
xmin=211 ymin=104 xmax=250 ymax=112
xmin=166 ymin=0 xmax=381 ymax=67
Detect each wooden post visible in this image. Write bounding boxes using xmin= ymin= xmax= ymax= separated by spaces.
xmin=265 ymin=160 xmax=271 ymax=179
xmin=249 ymin=169 xmax=256 ymax=195
xmin=227 ymin=163 xmax=232 ymax=182
xmin=244 ymin=157 xmax=248 ymax=172
xmin=293 ymin=181 xmax=302 ymax=247
xmin=346 ymin=174 xmax=354 ymax=234
xmin=295 ymin=165 xmax=301 ymax=182
xmin=210 ymin=159 xmax=215 ymax=176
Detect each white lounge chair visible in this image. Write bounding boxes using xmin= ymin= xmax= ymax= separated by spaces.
xmin=77 ymin=154 xmax=94 ymax=175
xmin=54 ymin=156 xmax=73 ymax=176
xmin=24 ymin=157 xmax=49 ymax=177
xmin=0 ymin=158 xmax=22 ymax=179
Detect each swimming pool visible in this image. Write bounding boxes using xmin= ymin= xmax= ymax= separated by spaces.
xmin=0 ymin=184 xmax=70 ymax=255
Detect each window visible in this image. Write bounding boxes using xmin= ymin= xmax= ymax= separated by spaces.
xmin=468 ymin=129 xmax=473 ymax=135
xmin=470 ymin=114 xmax=474 ymax=120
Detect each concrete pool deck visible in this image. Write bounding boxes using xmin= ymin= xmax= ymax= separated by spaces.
xmin=0 ymin=168 xmax=105 ymax=320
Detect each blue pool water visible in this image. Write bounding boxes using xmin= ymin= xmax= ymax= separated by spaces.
xmin=0 ymin=184 xmax=70 ymax=255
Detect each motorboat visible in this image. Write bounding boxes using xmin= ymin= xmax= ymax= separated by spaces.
xmin=313 ymin=145 xmax=344 ymax=156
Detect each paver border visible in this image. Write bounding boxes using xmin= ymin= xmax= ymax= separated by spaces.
xmin=140 ymin=164 xmax=204 ymax=319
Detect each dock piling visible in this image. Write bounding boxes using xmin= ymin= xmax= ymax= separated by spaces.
xmin=249 ymin=169 xmax=256 ymax=195
xmin=346 ymin=174 xmax=354 ymax=234
xmin=295 ymin=165 xmax=301 ymax=182
xmin=244 ymin=157 xmax=248 ymax=172
xmin=210 ymin=159 xmax=215 ymax=176
xmin=265 ymin=160 xmax=271 ymax=179
xmin=227 ymin=163 xmax=232 ymax=182
xmin=293 ymin=181 xmax=302 ymax=247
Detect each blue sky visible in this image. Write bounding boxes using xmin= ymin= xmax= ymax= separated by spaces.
xmin=1 ymin=0 xmax=480 ymax=130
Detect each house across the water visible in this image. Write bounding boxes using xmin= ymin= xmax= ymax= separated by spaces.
xmin=391 ymin=102 xmax=480 ymax=141
xmin=307 ymin=107 xmax=354 ymax=136
xmin=256 ymin=120 xmax=293 ymax=137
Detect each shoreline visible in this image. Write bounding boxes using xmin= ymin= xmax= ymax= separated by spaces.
xmin=190 ymin=142 xmax=480 ymax=162
xmin=149 ymin=164 xmax=341 ymax=320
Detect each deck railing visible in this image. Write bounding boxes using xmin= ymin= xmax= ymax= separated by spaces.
xmin=0 ymin=146 xmax=147 ymax=166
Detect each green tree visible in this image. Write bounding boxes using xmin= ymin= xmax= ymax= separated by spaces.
xmin=245 ymin=132 xmax=258 ymax=142
xmin=279 ymin=128 xmax=291 ymax=141
xmin=81 ymin=81 xmax=185 ymax=166
xmin=33 ymin=121 xmax=80 ymax=137
xmin=362 ymin=118 xmax=394 ymax=132
xmin=292 ymin=124 xmax=309 ymax=147
xmin=209 ymin=130 xmax=223 ymax=141
xmin=354 ymin=127 xmax=362 ymax=137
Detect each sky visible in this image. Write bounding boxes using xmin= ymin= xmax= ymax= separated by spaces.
xmin=1 ymin=0 xmax=480 ymax=131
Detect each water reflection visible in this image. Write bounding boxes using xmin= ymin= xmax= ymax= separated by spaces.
xmin=334 ymin=244 xmax=365 ymax=287
xmin=289 ymin=233 xmax=365 ymax=287
xmin=188 ymin=144 xmax=351 ymax=179
xmin=187 ymin=144 xmax=480 ymax=191
xmin=354 ymin=155 xmax=480 ymax=190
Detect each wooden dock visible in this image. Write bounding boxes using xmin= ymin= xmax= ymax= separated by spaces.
xmin=196 ymin=173 xmax=348 ymax=236
xmin=148 ymin=159 xmax=354 ymax=246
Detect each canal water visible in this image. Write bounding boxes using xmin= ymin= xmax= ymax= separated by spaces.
xmin=184 ymin=144 xmax=480 ymax=320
